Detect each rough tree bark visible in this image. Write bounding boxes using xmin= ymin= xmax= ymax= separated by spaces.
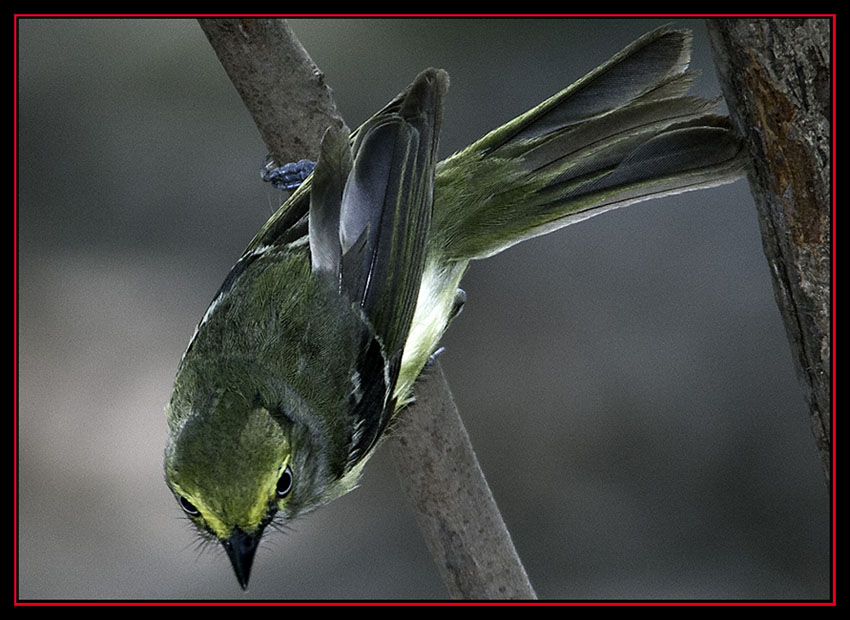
xmin=706 ymin=18 xmax=833 ymax=485
xmin=198 ymin=17 xmax=536 ymax=600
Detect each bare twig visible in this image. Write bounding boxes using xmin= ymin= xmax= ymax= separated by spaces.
xmin=198 ymin=18 xmax=347 ymax=165
xmin=706 ymin=18 xmax=833 ymax=486
xmin=197 ymin=16 xmax=535 ymax=599
xmin=389 ymin=361 xmax=537 ymax=599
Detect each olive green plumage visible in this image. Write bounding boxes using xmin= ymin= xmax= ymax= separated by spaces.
xmin=164 ymin=26 xmax=748 ymax=589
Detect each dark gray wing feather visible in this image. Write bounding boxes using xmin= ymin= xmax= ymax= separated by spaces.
xmin=308 ymin=68 xmax=448 ymax=464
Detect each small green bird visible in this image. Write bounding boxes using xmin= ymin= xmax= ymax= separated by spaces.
xmin=164 ymin=26 xmax=747 ymax=589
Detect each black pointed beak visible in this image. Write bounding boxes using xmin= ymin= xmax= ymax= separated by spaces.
xmin=223 ymin=528 xmax=261 ymax=590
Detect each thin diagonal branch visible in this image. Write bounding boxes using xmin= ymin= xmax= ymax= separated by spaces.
xmin=198 ymin=18 xmax=347 ymax=166
xmin=389 ymin=361 xmax=536 ymax=599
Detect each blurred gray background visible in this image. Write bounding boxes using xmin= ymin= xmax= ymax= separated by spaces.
xmin=17 ymin=17 xmax=830 ymax=600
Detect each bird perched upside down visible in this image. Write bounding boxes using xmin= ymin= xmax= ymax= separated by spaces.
xmin=164 ymin=26 xmax=747 ymax=589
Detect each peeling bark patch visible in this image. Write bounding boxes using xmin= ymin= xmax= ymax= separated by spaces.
xmin=745 ymin=55 xmax=827 ymax=249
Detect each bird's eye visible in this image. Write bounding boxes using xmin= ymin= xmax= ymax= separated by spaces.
xmin=276 ymin=465 xmax=293 ymax=498
xmin=179 ymin=496 xmax=200 ymax=516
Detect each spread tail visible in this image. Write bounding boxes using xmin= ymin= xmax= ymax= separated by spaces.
xmin=431 ymin=26 xmax=748 ymax=261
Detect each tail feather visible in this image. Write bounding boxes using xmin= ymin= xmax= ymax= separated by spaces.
xmin=518 ymin=95 xmax=721 ymax=178
xmin=477 ymin=26 xmax=694 ymax=153
xmin=432 ymin=26 xmax=748 ymax=261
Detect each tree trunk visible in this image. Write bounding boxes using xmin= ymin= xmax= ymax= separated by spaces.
xmin=706 ymin=18 xmax=833 ymax=485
